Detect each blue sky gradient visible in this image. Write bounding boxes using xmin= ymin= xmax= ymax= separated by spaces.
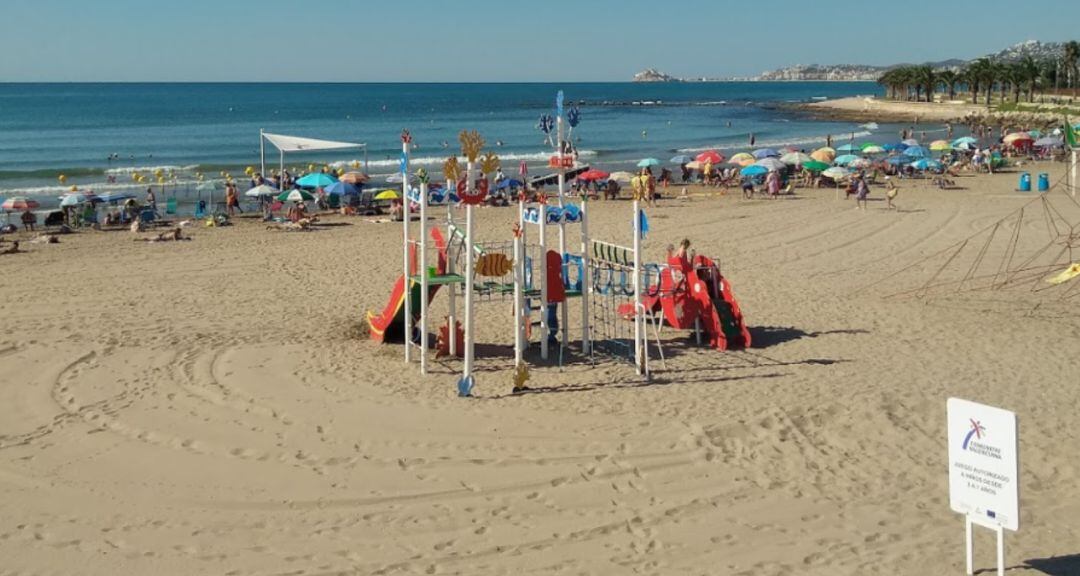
xmin=2 ymin=0 xmax=1078 ymax=82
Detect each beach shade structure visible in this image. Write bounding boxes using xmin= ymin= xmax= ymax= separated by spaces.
xmin=952 ymin=136 xmax=978 ymax=146
xmin=374 ymin=190 xmax=400 ymax=201
xmin=901 ymin=138 xmax=920 ymax=147
xmin=833 ymin=154 xmax=861 ymax=166
xmin=802 ymin=160 xmax=831 ymax=172
xmin=608 ymin=171 xmax=635 ymax=183
xmin=245 ymin=184 xmax=279 ymax=198
xmin=296 ymin=172 xmax=338 ymax=188
xmin=739 ymin=165 xmax=769 ymax=177
xmin=669 ymin=154 xmax=693 ymax=164
xmin=822 ymin=167 xmax=851 ymax=180
xmin=861 ymin=145 xmax=886 ymax=155
xmin=494 ymin=178 xmax=523 ymax=191
xmin=752 ymin=148 xmax=780 ymax=159
xmin=695 ymin=150 xmax=725 ymax=163
xmin=848 ymin=158 xmax=872 ymax=169
xmin=1 ymin=197 xmax=39 ymax=211
xmin=1034 ymin=136 xmax=1064 ymax=148
xmin=729 ymin=152 xmax=756 ymax=166
xmin=1003 ymin=132 xmax=1034 ymax=145
xmin=810 ymin=148 xmax=836 ymax=163
xmin=836 ymin=143 xmax=861 ymax=153
xmin=929 ymin=140 xmax=953 ymax=151
xmin=754 ymin=157 xmax=786 ymax=171
xmin=902 ymin=145 xmax=931 ymax=158
xmin=684 ymin=161 xmax=704 ymax=170
xmin=637 ymin=158 xmax=661 ymax=168
xmin=338 ymin=171 xmax=369 ymax=184
xmin=780 ymin=152 xmax=814 ymax=165
xmin=94 ymin=191 xmax=136 ymax=203
xmin=576 ymin=169 xmax=610 ymax=181
xmin=277 ymin=189 xmax=315 ymax=203
xmin=324 ymin=181 xmax=361 ymax=197
xmin=909 ymin=159 xmax=943 ymax=171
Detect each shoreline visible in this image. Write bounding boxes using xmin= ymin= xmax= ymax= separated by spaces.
xmin=797 ymin=96 xmax=1074 ymax=128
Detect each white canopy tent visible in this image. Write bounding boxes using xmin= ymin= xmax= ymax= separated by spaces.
xmin=259 ymin=130 xmax=367 ymax=185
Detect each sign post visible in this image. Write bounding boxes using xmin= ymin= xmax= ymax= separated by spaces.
xmin=947 ymin=398 xmax=1019 ymax=576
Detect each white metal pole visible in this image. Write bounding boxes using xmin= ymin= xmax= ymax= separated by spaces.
xmin=419 ymin=181 xmax=429 ymax=374
xmin=556 ymin=115 xmax=568 ymax=348
xmin=1072 ymin=150 xmax=1077 ymax=197
xmin=446 ymin=178 xmax=457 ymax=358
xmin=259 ymin=129 xmax=266 ymax=178
xmin=632 ymin=199 xmax=643 ymax=375
xmin=402 ymin=139 xmax=411 ymax=364
xmin=514 ymin=196 xmax=525 ymax=367
xmin=965 ymin=517 xmax=973 ymax=576
xmin=580 ymin=196 xmax=590 ymax=354
xmin=995 ymin=525 xmax=1004 ymax=576
xmin=463 ymin=162 xmax=476 ymax=381
xmin=539 ymin=200 xmax=548 ymax=360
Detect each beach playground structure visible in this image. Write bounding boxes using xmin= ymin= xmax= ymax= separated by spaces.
xmin=366 ymin=95 xmax=751 ymax=396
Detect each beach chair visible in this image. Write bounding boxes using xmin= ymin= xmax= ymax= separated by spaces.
xmin=139 ymin=208 xmax=157 ymax=226
xmin=327 ymin=194 xmax=341 ymax=210
xmin=358 ymin=191 xmax=380 ymax=215
xmin=165 ymin=197 xmax=178 ymax=216
xmin=194 ymin=200 xmax=207 ymax=219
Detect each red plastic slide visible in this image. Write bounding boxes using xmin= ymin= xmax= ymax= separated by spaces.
xmin=367 ymin=229 xmax=448 ymax=343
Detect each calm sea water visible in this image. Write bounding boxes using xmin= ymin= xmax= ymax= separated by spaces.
xmin=0 ymin=82 xmax=897 ymax=206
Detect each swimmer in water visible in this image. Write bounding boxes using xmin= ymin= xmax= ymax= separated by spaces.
xmin=642 ymin=130 xmax=647 ymax=139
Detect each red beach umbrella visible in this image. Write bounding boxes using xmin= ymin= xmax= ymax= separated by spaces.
xmin=695 ymin=150 xmax=725 ymax=164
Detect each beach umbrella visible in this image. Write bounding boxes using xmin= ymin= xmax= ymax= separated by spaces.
xmin=754 ymin=157 xmax=786 ymax=171
xmin=324 ymin=181 xmax=361 ymax=196
xmin=277 ymin=189 xmax=315 ymax=202
xmin=59 ymin=193 xmax=93 ymax=206
xmin=685 ymin=161 xmax=704 ymax=170
xmin=859 ymin=142 xmax=881 ymax=150
xmin=609 ymin=171 xmax=634 ymax=183
xmin=1003 ymin=132 xmax=1033 ymax=145
xmin=886 ymin=156 xmax=908 ymax=166
xmin=834 ymin=154 xmax=861 ymax=166
xmin=910 ymin=159 xmax=943 ymax=171
xmin=95 ymin=191 xmax=136 ymax=203
xmin=374 ymin=190 xmax=400 ymax=201
xmin=780 ymin=152 xmax=814 ymax=165
xmin=1 ymin=196 xmax=39 ymax=211
xmin=1028 ymin=130 xmax=1042 ymax=138
xmin=494 ymin=178 xmax=523 ymax=190
xmin=836 ymin=143 xmax=861 ymax=153
xmin=810 ymin=147 xmax=836 ymax=162
xmin=952 ymin=136 xmax=978 ymax=146
xmin=637 ymin=158 xmax=661 ymax=168
xmin=696 ymin=150 xmax=725 ymax=163
xmin=883 ymin=143 xmax=907 ymax=152
xmin=729 ymin=152 xmax=756 ymax=166
xmin=339 ymin=172 xmax=369 ymax=184
xmin=752 ymin=148 xmax=780 ymax=159
xmin=296 ymin=173 xmax=338 ymax=188
xmin=848 ymin=158 xmax=872 ymax=169
xmin=930 ymin=140 xmax=953 ymax=151
xmin=901 ymin=138 xmax=919 ymax=147
xmin=577 ymin=169 xmax=610 ymax=181
xmin=1034 ymin=136 xmax=1064 ymax=147
xmin=822 ymin=167 xmax=850 ymax=180
xmin=903 ymin=145 xmax=931 ymax=158
xmin=670 ymin=154 xmax=693 ymax=164
xmin=740 ymin=165 xmax=768 ymax=176
xmin=802 ymin=160 xmax=830 ymax=172
xmin=245 ymin=184 xmax=279 ymax=198
xmin=862 ymin=145 xmax=886 ymax=155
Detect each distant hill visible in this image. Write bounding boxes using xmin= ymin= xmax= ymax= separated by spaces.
xmin=633 ymin=41 xmax=1071 ymax=82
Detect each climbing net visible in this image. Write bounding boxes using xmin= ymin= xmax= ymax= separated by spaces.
xmin=587 ymin=240 xmax=641 ymax=364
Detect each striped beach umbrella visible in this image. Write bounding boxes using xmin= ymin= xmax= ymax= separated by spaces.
xmin=1 ymin=196 xmax=39 ymax=211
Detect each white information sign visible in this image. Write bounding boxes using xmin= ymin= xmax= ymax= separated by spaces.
xmin=947 ymin=398 xmax=1019 ymax=531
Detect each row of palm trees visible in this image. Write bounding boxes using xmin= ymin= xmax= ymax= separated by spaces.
xmin=877 ymin=41 xmax=1080 ymax=105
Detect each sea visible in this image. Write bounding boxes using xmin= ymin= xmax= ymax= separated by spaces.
xmin=0 ymin=82 xmax=925 ymax=212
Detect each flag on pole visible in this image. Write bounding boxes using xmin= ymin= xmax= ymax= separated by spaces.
xmin=639 ymin=210 xmax=650 ymax=239
xmin=1065 ymin=117 xmax=1078 ymax=149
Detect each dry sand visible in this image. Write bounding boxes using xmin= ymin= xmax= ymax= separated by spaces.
xmin=803 ymin=96 xmax=988 ymax=123
xmin=1 ymin=163 xmax=1079 ymax=575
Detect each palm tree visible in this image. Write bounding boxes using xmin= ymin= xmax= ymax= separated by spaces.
xmin=963 ymin=60 xmax=986 ymax=105
xmin=1016 ymin=56 xmax=1040 ymax=102
xmin=937 ymin=70 xmax=958 ymax=101
xmin=1064 ymin=41 xmax=1080 ymax=91
xmin=877 ymin=69 xmax=901 ymax=100
xmin=917 ymin=65 xmax=936 ymax=102
xmin=993 ymin=61 xmax=1010 ymax=103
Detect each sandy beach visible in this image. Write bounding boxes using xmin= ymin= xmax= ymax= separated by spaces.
xmin=2 ymin=164 xmax=1079 ymax=575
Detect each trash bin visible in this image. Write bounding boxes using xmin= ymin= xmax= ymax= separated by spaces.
xmin=1019 ymin=172 xmax=1031 ymax=192
xmin=1038 ymin=173 xmax=1049 ymax=192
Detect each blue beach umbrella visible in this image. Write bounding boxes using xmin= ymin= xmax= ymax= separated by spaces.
xmin=752 ymin=148 xmax=780 ymax=159
xmin=95 ymin=191 xmax=136 ymax=203
xmin=637 ymin=158 xmax=661 ymax=168
xmin=296 ymin=172 xmax=338 ymax=188
xmin=903 ymin=146 xmax=931 ymax=158
xmin=669 ymin=154 xmax=693 ymax=164
xmin=836 ymin=143 xmax=861 ymax=153
xmin=910 ymin=159 xmax=943 ymax=171
xmin=834 ymin=154 xmax=861 ymax=166
xmin=952 ymin=136 xmax=978 ymax=146
xmin=324 ymin=181 xmax=360 ymax=196
xmin=740 ymin=165 xmax=769 ymax=176
xmin=883 ymin=143 xmax=907 ymax=152
xmin=494 ymin=178 xmax=523 ymax=191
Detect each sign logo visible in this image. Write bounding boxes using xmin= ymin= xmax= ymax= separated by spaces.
xmin=962 ymin=419 xmax=986 ymax=450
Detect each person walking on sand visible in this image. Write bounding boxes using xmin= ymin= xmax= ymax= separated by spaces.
xmin=884 ymin=176 xmax=899 ymax=210
xmin=145 ymin=186 xmax=156 ymax=213
xmin=225 ymin=183 xmax=237 ymax=216
xmin=855 ymin=174 xmax=870 ymax=210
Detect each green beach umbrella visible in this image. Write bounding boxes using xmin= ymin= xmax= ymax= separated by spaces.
xmin=802 ymin=160 xmax=830 ymax=172
xmin=277 ymin=189 xmax=315 ymax=202
xmin=858 ymin=142 xmax=881 ymax=150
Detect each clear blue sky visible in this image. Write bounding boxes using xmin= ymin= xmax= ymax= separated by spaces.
xmin=2 ymin=0 xmax=1078 ymax=82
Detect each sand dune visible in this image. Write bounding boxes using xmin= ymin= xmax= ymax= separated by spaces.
xmin=1 ymin=163 xmax=1079 ymax=575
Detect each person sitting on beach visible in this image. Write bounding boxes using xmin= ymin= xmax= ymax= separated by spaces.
xmin=604 ymin=179 xmax=621 ymax=200
xmin=287 ymin=201 xmax=307 ymax=223
xmin=133 ymin=226 xmax=187 ymax=242
xmin=0 ymin=240 xmax=21 ymax=255
xmin=21 ymin=210 xmax=36 ymax=232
